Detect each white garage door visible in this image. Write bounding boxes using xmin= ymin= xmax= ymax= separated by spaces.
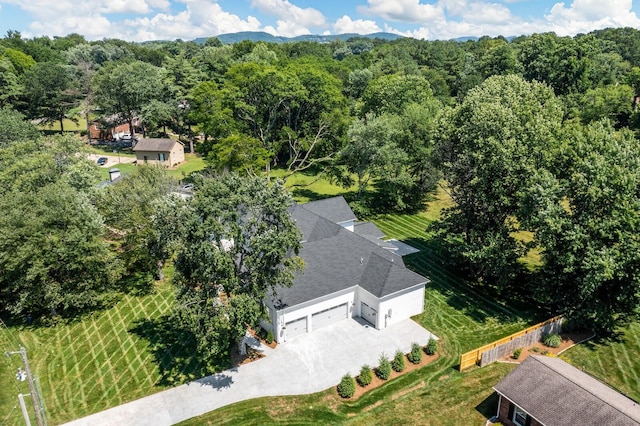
xmin=361 ymin=301 xmax=377 ymax=327
xmin=312 ymin=303 xmax=348 ymax=329
xmin=285 ymin=317 xmax=307 ymax=339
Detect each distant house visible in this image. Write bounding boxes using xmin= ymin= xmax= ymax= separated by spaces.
xmin=493 ymin=355 xmax=640 ymax=426
xmin=264 ymin=196 xmax=428 ymax=343
xmin=89 ymin=117 xmax=143 ymax=142
xmin=132 ymin=138 xmax=185 ymax=167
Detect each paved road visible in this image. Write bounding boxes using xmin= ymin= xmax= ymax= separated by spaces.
xmin=63 ymin=319 xmax=435 ymax=426
xmin=87 ymin=153 xmax=136 ymax=168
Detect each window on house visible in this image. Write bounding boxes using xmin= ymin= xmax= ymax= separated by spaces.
xmin=158 ymin=153 xmax=165 ymax=161
xmin=513 ymin=405 xmax=527 ymax=426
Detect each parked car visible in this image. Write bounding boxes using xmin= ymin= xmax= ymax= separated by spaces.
xmin=97 ymin=157 xmax=108 ymax=166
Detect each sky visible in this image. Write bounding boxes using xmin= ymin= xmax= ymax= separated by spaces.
xmin=0 ymin=0 xmax=639 ymax=42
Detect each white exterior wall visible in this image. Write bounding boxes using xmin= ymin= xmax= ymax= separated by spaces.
xmin=378 ymin=284 xmax=425 ymax=328
xmin=337 ymin=219 xmax=355 ymax=232
xmin=271 ymin=287 xmax=356 ymax=343
xmin=355 ymin=287 xmax=381 ymax=329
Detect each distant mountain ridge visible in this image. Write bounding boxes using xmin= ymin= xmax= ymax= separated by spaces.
xmin=194 ymin=31 xmax=404 ymax=45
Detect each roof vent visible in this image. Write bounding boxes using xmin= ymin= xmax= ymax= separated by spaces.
xmin=360 ymin=257 xmax=363 ymax=264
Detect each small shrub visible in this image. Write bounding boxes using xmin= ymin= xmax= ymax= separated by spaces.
xmin=358 ymin=364 xmax=373 ymax=387
xmin=425 ymin=338 xmax=438 ymax=355
xmin=542 ymin=350 xmax=550 ymax=356
xmin=337 ymin=374 xmax=355 ymax=398
xmin=529 ymin=346 xmax=541 ymax=353
xmin=542 ymin=333 xmax=562 ymax=348
xmin=513 ymin=348 xmax=522 ymax=359
xmin=266 ymin=330 xmax=274 ymax=344
xmin=391 ymin=349 xmax=406 ymax=372
xmin=407 ymin=342 xmax=423 ymax=364
xmin=376 ymin=353 xmax=391 ymax=380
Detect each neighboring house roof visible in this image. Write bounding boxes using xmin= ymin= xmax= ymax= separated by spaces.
xmin=354 ymin=221 xmax=386 ymax=239
xmin=494 ymin=355 xmax=640 ymax=426
xmin=301 ymin=196 xmax=356 ymax=225
xmin=133 ymin=138 xmax=182 ymax=152
xmin=274 ymin=201 xmax=428 ymax=308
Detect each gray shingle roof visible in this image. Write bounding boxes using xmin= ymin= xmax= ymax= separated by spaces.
xmin=133 ymin=138 xmax=181 ymax=152
xmin=301 ymin=196 xmax=356 ymax=225
xmin=274 ymin=201 xmax=428 ymax=308
xmin=354 ymin=221 xmax=386 ymax=239
xmin=494 ymin=355 xmax=640 ymax=426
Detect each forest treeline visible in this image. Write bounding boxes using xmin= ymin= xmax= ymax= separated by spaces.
xmin=1 ymin=28 xmax=640 ymax=337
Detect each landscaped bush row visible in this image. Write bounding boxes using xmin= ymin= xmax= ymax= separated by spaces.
xmin=337 ymin=338 xmax=440 ymax=398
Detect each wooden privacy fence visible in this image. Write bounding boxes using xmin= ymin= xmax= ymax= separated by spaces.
xmin=459 ymin=315 xmax=564 ymax=371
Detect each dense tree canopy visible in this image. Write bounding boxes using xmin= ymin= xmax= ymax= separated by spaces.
xmin=3 ymin=27 xmax=640 ymax=332
xmin=172 ymin=174 xmax=301 ymax=363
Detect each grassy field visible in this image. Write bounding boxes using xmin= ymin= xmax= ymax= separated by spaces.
xmin=0 ymin=278 xmax=216 ymax=425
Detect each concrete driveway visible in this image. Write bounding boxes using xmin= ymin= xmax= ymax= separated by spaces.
xmin=64 ymin=319 xmax=435 ymax=426
xmin=87 ymin=153 xmax=137 ymax=168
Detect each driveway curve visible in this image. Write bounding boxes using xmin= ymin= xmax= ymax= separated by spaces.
xmin=63 ymin=319 xmax=435 ymax=426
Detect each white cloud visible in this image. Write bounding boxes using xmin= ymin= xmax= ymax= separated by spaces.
xmin=333 ymin=15 xmax=381 ymax=34
xmin=358 ymin=0 xmax=444 ymax=23
xmin=544 ymin=0 xmax=640 ymax=35
xmin=122 ymin=2 xmax=263 ymax=41
xmin=250 ymin=0 xmax=325 ymax=28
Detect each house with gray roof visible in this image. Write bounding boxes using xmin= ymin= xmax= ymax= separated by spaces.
xmin=493 ymin=355 xmax=640 ymax=426
xmin=264 ymin=196 xmax=428 ymax=343
xmin=132 ymin=138 xmax=185 ymax=167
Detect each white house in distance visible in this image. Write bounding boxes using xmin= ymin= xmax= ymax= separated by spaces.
xmin=132 ymin=138 xmax=185 ymax=167
xmin=264 ymin=196 xmax=429 ymax=343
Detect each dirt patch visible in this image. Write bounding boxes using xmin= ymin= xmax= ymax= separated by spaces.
xmin=499 ymin=331 xmax=594 ymax=363
xmin=230 ymin=346 xmax=265 ymax=367
xmin=349 ymin=351 xmax=439 ymax=401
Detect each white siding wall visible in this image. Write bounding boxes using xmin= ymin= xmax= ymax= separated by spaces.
xmin=378 ymin=284 xmax=425 ymax=328
xmin=338 ymin=220 xmax=355 ymax=232
xmin=355 ymin=287 xmax=381 ymax=329
xmin=272 ymin=287 xmax=356 ymax=343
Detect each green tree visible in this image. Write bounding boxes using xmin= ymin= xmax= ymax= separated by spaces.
xmin=522 ymin=121 xmax=640 ymax=332
xmin=0 ymin=107 xmax=39 ymax=145
xmin=0 ymin=135 xmax=120 ymax=317
xmin=172 ymin=174 xmax=301 ymax=364
xmin=435 ymin=75 xmax=563 ymax=289
xmin=93 ymin=60 xmax=165 ymax=137
xmin=21 ymin=62 xmax=78 ymax=132
xmin=99 ymin=165 xmax=178 ymax=280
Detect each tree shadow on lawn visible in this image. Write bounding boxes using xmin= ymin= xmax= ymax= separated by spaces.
xmin=401 ymin=238 xmax=535 ymax=326
xmin=130 ymin=315 xmax=230 ymax=387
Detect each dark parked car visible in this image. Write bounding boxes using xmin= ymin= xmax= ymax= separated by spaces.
xmin=97 ymin=157 xmax=108 ymax=166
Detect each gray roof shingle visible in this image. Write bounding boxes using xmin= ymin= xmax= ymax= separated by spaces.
xmin=301 ymin=196 xmax=356 ymax=225
xmin=354 ymin=221 xmax=386 ymax=239
xmin=274 ymin=200 xmax=428 ymax=308
xmin=494 ymin=355 xmax=640 ymax=426
xmin=133 ymin=138 xmax=182 ymax=152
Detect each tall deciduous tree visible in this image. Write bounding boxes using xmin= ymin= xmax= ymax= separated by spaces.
xmin=172 ymin=174 xmax=301 ymax=364
xmin=21 ymin=62 xmax=78 ymax=132
xmin=0 ymin=136 xmax=121 ymax=316
xmin=93 ymin=60 xmax=165 ymax=137
xmin=98 ymin=165 xmax=178 ymax=281
xmin=522 ymin=121 xmax=640 ymax=332
xmin=435 ymin=75 xmax=563 ymax=290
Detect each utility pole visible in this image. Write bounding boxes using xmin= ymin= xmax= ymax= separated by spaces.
xmin=6 ymin=347 xmax=46 ymax=426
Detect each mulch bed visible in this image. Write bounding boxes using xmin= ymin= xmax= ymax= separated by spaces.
xmin=230 ymin=327 xmax=278 ymax=367
xmin=499 ymin=331 xmax=595 ymax=363
xmin=345 ymin=346 xmax=440 ymax=400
